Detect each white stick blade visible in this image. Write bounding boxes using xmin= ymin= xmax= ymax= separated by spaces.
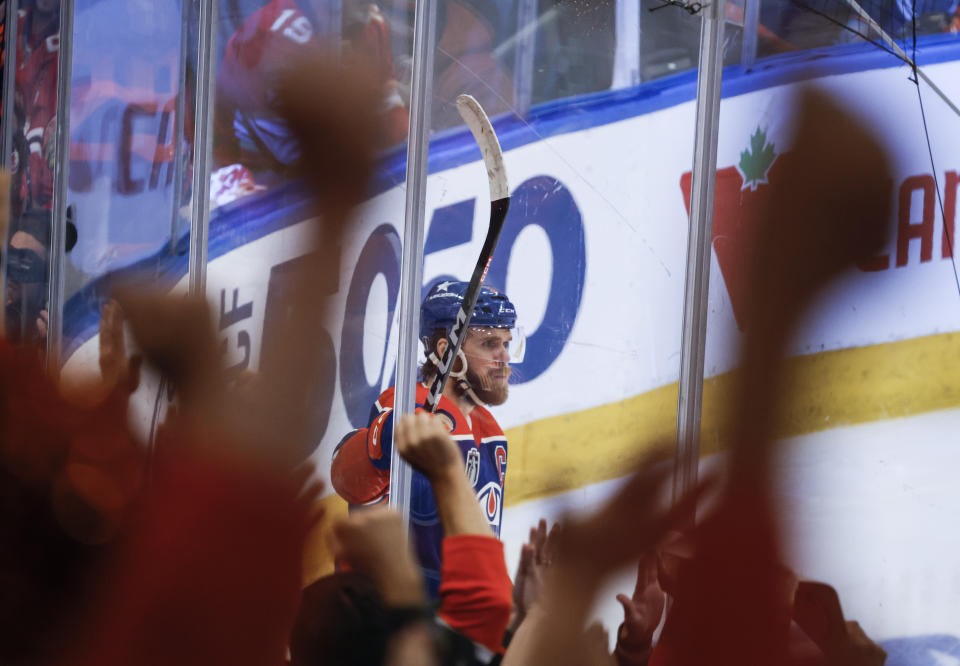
xmin=456 ymin=94 xmax=509 ymax=201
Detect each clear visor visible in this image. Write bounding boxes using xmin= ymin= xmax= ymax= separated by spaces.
xmin=460 ymin=325 xmax=526 ymax=366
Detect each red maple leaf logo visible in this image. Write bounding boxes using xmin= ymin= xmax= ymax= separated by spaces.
xmin=680 ymin=129 xmax=783 ymax=331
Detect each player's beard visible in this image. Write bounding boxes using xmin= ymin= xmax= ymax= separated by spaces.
xmin=467 ymin=365 xmax=510 ymax=406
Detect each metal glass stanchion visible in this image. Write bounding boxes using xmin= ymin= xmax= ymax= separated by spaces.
xmin=46 ymin=0 xmax=75 ymax=373
xmin=674 ymin=0 xmax=726 ymax=512
xmin=388 ymin=0 xmax=438 ymax=525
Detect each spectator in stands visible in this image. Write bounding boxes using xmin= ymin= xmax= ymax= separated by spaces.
xmin=503 ymin=515 xmax=672 ymax=665
xmin=291 ymin=570 xmax=405 ymax=666
xmin=214 ymin=0 xmax=330 ymax=183
xmin=0 ymin=291 xmax=140 ymax=665
xmin=759 ymin=0 xmax=959 ymax=54
xmin=497 ymin=452 xmax=702 ymax=666
xmin=920 ymin=0 xmax=960 ymax=33
xmin=653 ymin=537 xmax=888 ymax=666
xmin=504 ymin=518 xmax=886 ymax=666
xmin=433 ymin=0 xmax=515 ymax=129
xmin=758 ymin=1 xmax=844 ymax=52
xmin=846 ymin=0 xmax=960 ymax=38
xmin=4 ymin=208 xmax=75 ymax=345
xmin=4 ymin=94 xmax=30 ymax=217
xmin=15 ymin=0 xmax=60 ymax=211
xmin=612 ymin=552 xmax=664 ymax=665
xmin=343 ymin=0 xmax=409 ymax=145
xmin=213 ymin=0 xmax=406 ymax=204
xmin=5 ymin=209 xmax=50 ymax=344
xmin=532 ymin=0 xmax=615 ymax=102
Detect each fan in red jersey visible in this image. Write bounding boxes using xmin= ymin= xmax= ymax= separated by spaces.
xmin=213 ymin=0 xmax=407 ymax=196
xmin=12 ymin=0 xmax=60 ymax=212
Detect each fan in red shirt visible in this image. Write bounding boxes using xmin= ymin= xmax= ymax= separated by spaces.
xmin=214 ymin=0 xmax=407 ymax=186
xmin=12 ymin=0 xmax=60 ymax=211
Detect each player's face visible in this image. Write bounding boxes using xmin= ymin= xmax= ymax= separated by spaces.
xmin=462 ymin=326 xmax=511 ymax=406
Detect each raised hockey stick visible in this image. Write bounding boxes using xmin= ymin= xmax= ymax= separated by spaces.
xmin=424 ymin=94 xmax=510 ymax=413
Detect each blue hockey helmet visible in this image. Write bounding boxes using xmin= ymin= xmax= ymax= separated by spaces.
xmin=420 ymin=281 xmax=517 ymax=347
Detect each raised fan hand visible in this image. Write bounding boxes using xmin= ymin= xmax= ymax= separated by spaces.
xmin=835 ymin=621 xmax=887 ymax=666
xmin=55 ymin=51 xmax=381 ymax=666
xmin=328 ymin=507 xmax=425 ymax=608
xmin=510 ymin=519 xmax=548 ymax=626
xmin=98 ymin=299 xmax=140 ymax=397
xmin=552 ymin=449 xmax=705 ymax=579
xmin=118 ymin=52 xmax=380 ymax=466
xmin=396 ymin=410 xmax=495 ymax=538
xmin=663 ymin=89 xmax=895 ymax=666
xmin=614 ymin=552 xmax=664 ymax=655
xmin=501 ymin=448 xmax=709 ymax=666
xmin=395 ymin=410 xmax=464 ymax=483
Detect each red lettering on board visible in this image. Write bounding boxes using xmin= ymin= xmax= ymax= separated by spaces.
xmin=897 ymin=175 xmax=935 ymax=267
xmin=942 ymin=171 xmax=959 ymax=259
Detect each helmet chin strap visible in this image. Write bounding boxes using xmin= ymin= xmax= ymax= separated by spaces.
xmin=428 ymin=348 xmax=482 ymax=406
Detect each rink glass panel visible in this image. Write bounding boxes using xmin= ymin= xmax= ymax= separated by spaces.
xmin=207 ymin=0 xmax=415 ymax=508
xmin=421 ymin=0 xmax=744 ymax=129
xmin=48 ymin=0 xmax=191 ymax=363
xmin=3 ymin=0 xmax=62 ymax=348
xmin=702 ymin=5 xmax=960 ymax=652
xmin=416 ymin=0 xmax=716 ymax=522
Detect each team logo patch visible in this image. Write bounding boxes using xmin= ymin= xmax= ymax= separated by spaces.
xmin=476 ymin=481 xmax=503 ymax=529
xmin=465 ymin=447 xmax=480 ymax=487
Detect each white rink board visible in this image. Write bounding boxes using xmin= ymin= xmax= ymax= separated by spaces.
xmin=59 ymin=48 xmax=960 ymax=661
xmin=65 ymin=56 xmax=960 ymax=457
xmin=503 ymin=409 xmax=960 ymax=655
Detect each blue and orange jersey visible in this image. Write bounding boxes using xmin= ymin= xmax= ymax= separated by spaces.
xmin=331 ymin=382 xmax=508 ymax=597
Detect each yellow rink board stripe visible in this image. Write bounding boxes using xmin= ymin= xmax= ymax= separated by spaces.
xmin=306 ymin=332 xmax=960 ymax=581
xmin=502 ymin=331 xmax=960 ymax=506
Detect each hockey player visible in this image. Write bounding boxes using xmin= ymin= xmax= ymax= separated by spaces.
xmin=331 ymin=281 xmax=519 ymax=596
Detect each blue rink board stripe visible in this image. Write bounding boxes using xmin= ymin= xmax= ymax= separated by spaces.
xmin=62 ymin=34 xmax=960 ymax=357
xmin=62 ymin=186 xmax=315 ymax=358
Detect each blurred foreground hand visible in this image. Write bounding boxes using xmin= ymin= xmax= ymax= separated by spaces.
xmin=659 ymin=88 xmax=893 ymax=666
xmin=330 ymin=507 xmax=425 ymax=607
xmin=501 ymin=450 xmax=708 ymax=666
xmin=40 ymin=52 xmax=381 ymax=666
